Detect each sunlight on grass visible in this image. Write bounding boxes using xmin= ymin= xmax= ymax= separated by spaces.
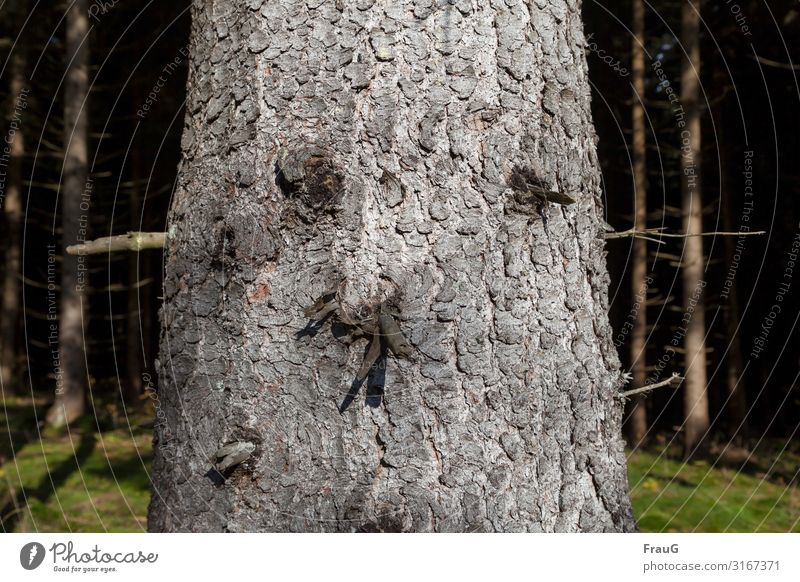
xmin=1 ymin=396 xmax=153 ymax=532
xmin=628 ymin=447 xmax=800 ymax=533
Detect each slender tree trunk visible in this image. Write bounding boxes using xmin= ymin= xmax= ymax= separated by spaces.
xmin=721 ymin=213 xmax=748 ymax=441
xmin=627 ymin=0 xmax=649 ymax=449
xmin=0 ymin=22 xmax=27 ymax=393
xmin=124 ymin=196 xmax=144 ymax=403
xmin=124 ymin=101 xmax=145 ymax=405
xmin=47 ymin=0 xmax=89 ymax=427
xmin=149 ymin=0 xmax=636 ymax=532
xmin=718 ymin=116 xmax=748 ymax=441
xmin=680 ymin=0 xmax=709 ymax=457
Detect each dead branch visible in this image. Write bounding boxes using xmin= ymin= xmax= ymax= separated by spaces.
xmin=66 ymin=231 xmax=166 ymax=255
xmin=616 ymin=373 xmax=683 ymax=399
xmin=605 ymin=227 xmax=765 ymax=242
xmin=751 ymin=55 xmax=800 ymax=71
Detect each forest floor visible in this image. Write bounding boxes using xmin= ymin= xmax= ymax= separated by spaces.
xmin=1 ymin=395 xmax=798 ymax=532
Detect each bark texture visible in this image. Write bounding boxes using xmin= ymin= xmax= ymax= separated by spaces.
xmin=47 ymin=0 xmax=90 ymax=427
xmin=149 ymin=0 xmax=636 ymax=532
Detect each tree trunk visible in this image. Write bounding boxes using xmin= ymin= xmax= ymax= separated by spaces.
xmin=718 ymin=109 xmax=748 ymax=441
xmin=47 ymin=0 xmax=89 ymax=427
xmin=124 ymin=98 xmax=145 ymax=405
xmin=627 ymin=0 xmax=649 ymax=449
xmin=680 ymin=0 xmax=709 ymax=457
xmin=149 ymin=0 xmax=636 ymax=533
xmin=124 ymin=191 xmax=144 ymax=404
xmin=0 ymin=14 xmax=27 ymax=393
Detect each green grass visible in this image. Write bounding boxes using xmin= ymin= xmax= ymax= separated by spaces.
xmin=627 ymin=442 xmax=800 ymax=532
xmin=1 ymin=396 xmax=153 ymax=532
xmin=2 ymin=395 xmax=798 ymax=531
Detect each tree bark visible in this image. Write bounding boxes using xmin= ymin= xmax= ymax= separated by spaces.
xmin=627 ymin=0 xmax=649 ymax=449
xmin=149 ymin=0 xmax=636 ymax=533
xmin=0 ymin=11 xmax=27 ymax=393
xmin=680 ymin=0 xmax=709 ymax=458
xmin=47 ymin=0 xmax=89 ymax=427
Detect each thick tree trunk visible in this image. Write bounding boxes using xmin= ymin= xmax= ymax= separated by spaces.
xmin=680 ymin=0 xmax=709 ymax=458
xmin=627 ymin=0 xmax=649 ymax=449
xmin=47 ymin=0 xmax=89 ymax=427
xmin=149 ymin=0 xmax=636 ymax=532
xmin=0 ymin=22 xmax=27 ymax=393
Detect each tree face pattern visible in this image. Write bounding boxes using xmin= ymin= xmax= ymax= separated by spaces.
xmin=149 ymin=0 xmax=636 ymax=533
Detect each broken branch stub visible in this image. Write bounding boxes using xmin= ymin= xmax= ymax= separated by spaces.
xmin=65 ymin=232 xmax=166 ymax=255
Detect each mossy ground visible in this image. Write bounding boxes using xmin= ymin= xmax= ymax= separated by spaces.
xmin=627 ymin=439 xmax=800 ymax=532
xmin=1 ymin=395 xmax=151 ymax=532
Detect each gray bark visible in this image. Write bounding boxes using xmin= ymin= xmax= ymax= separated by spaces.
xmin=149 ymin=0 xmax=636 ymax=533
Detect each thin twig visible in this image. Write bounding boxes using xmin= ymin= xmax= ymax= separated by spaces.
xmin=616 ymin=232 xmax=667 ymax=245
xmin=605 ymin=228 xmax=765 ymax=241
xmin=617 ymin=373 xmax=683 ymax=399
xmin=650 ymin=230 xmax=766 ymax=238
xmin=751 ymin=55 xmax=800 ymax=71
xmin=66 ymin=232 xmax=167 ymax=255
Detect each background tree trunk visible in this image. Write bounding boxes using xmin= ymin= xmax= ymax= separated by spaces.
xmin=47 ymin=0 xmax=89 ymax=427
xmin=0 ymin=8 xmax=27 ymax=393
xmin=627 ymin=0 xmax=649 ymax=449
xmin=680 ymin=0 xmax=709 ymax=458
xmin=124 ymin=94 xmax=145 ymax=405
xmin=715 ymin=97 xmax=748 ymax=442
xmin=149 ymin=0 xmax=636 ymax=533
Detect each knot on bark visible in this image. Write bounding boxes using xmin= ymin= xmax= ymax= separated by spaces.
xmin=300 ymin=282 xmax=412 ymax=411
xmin=506 ymin=165 xmax=576 ymax=209
xmin=275 ymin=146 xmax=343 ymax=222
